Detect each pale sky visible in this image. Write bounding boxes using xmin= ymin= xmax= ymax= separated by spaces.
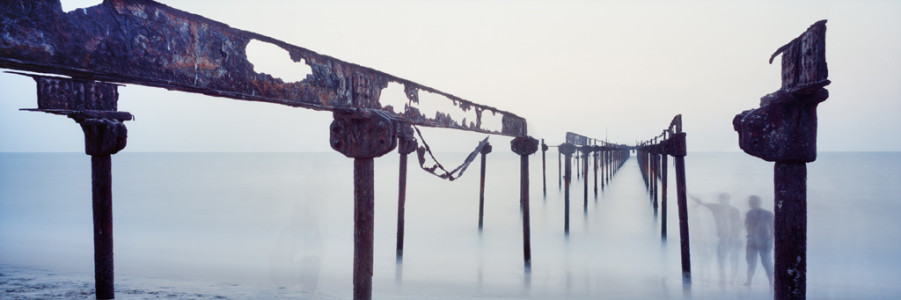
xmin=1 ymin=0 xmax=899 ymax=153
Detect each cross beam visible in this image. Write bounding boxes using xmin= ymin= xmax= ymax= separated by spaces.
xmin=0 ymin=0 xmax=526 ymax=136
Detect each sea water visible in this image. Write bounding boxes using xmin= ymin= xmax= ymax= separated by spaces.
xmin=1 ymin=151 xmax=899 ymax=299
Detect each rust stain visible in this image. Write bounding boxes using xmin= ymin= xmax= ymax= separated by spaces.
xmin=0 ymin=0 xmax=528 ymax=137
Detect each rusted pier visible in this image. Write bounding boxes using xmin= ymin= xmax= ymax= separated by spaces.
xmin=395 ymin=124 xmax=417 ymax=261
xmin=478 ymin=143 xmax=493 ymax=230
xmin=541 ymin=139 xmax=549 ymax=198
xmin=0 ymin=2 xmax=531 ymax=299
xmin=511 ymin=136 xmax=539 ymax=271
xmin=19 ymin=74 xmax=132 ymax=300
xmin=558 ymin=147 xmax=563 ymax=190
xmin=733 ymin=20 xmax=829 ymax=300
xmin=652 ymin=138 xmax=660 ymax=216
xmin=660 ymin=130 xmax=669 ymax=240
xmin=330 ymin=109 xmax=399 ymax=300
xmin=581 ymin=146 xmax=591 ymax=212
xmin=637 ymin=144 xmax=649 ymax=190
xmin=561 ymin=132 xmax=631 ymax=209
xmin=638 ymin=115 xmax=690 ymax=284
xmin=670 ymin=118 xmax=690 ymax=285
xmin=601 ymin=145 xmax=607 ymax=189
xmin=559 ymin=143 xmax=576 ymax=234
xmin=592 ymin=146 xmax=599 ymax=196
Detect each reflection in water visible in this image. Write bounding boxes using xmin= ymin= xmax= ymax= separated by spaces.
xmin=395 ymin=260 xmax=403 ymax=285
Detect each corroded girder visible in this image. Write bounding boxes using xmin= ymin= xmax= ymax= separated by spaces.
xmin=565 ymin=132 xmax=589 ymax=146
xmin=0 ymin=0 xmax=527 ymax=136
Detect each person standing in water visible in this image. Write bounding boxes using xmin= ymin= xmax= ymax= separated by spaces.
xmin=744 ymin=195 xmax=774 ymax=287
xmin=692 ymin=193 xmax=742 ymax=285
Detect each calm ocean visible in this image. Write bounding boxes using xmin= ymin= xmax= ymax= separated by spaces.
xmin=1 ymin=151 xmax=899 ymax=299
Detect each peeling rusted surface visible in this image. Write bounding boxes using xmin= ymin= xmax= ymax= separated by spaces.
xmin=0 ymin=0 xmax=527 ymax=136
xmin=25 ymin=73 xmax=120 ymax=111
xmin=330 ymin=109 xmax=397 ymax=159
xmin=734 ymin=20 xmax=829 ymax=300
xmin=734 ymin=20 xmax=828 ymax=163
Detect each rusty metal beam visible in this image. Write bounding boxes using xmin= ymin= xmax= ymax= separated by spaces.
xmin=0 ymin=0 xmax=526 ymax=136
xmin=565 ymin=132 xmax=589 ymax=146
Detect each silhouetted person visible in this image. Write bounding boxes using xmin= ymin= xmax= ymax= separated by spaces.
xmin=744 ymin=195 xmax=774 ymax=287
xmin=692 ymin=193 xmax=741 ymax=284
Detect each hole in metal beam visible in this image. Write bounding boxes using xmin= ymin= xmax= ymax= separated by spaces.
xmin=60 ymin=0 xmax=103 ymax=13
xmin=246 ymin=39 xmax=312 ymax=83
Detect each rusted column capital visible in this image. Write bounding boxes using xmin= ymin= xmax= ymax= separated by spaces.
xmin=481 ymin=143 xmax=493 ymax=155
xmin=664 ymin=132 xmax=687 ymax=158
xmin=734 ymin=20 xmax=829 ymax=164
xmin=558 ymin=143 xmax=576 ymax=156
xmin=733 ymin=89 xmax=827 ymax=163
xmin=72 ymin=117 xmax=129 ymax=156
xmin=330 ymin=109 xmax=398 ymax=158
xmin=510 ymin=136 xmax=538 ymax=156
xmin=396 ymin=124 xmax=417 ymax=155
xmin=578 ymin=145 xmax=593 ymax=156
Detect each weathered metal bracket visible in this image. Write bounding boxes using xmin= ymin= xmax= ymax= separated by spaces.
xmin=330 ymin=109 xmax=398 ymax=158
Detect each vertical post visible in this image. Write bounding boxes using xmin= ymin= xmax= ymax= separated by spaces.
xmin=600 ymin=144 xmax=607 ymax=190
xmin=669 ymin=117 xmax=691 ymax=285
xmin=91 ymin=154 xmax=114 ymax=299
xmin=559 ymin=143 xmax=576 ymax=235
xmin=330 ymin=109 xmax=398 ymax=300
xmin=354 ymin=158 xmax=375 ymax=300
xmin=640 ymin=146 xmax=649 ymax=189
xmin=607 ymin=147 xmax=613 ymax=183
xmin=661 ymin=131 xmax=669 ymax=240
xmin=397 ymin=152 xmax=407 ymax=260
xmin=774 ymin=162 xmax=807 ymax=298
xmin=478 ymin=143 xmax=493 ymax=230
xmin=582 ymin=147 xmax=589 ymax=212
xmin=576 ymin=151 xmax=580 ymax=181
xmin=395 ymin=125 xmax=416 ymax=262
xmin=593 ymin=148 xmax=598 ymax=196
xmin=598 ymin=144 xmax=607 ymax=191
xmin=733 ymin=20 xmax=828 ymax=299
xmin=652 ymin=139 xmax=659 ymax=216
xmin=541 ymin=140 xmax=548 ymax=198
xmin=600 ymin=147 xmax=606 ymax=190
xmin=511 ymin=136 xmax=539 ymax=271
xmin=25 ymin=76 xmax=130 ymax=300
xmin=558 ymin=149 xmax=562 ymax=190
xmin=78 ymin=117 xmax=130 ymax=300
